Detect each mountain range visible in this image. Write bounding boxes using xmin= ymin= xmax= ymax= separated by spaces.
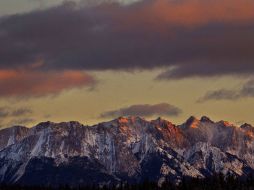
xmin=0 ymin=116 xmax=254 ymax=187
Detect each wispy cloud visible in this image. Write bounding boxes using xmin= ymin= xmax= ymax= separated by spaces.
xmin=198 ymin=79 xmax=254 ymax=102
xmin=0 ymin=107 xmax=34 ymax=128
xmin=0 ymin=107 xmax=9 ymax=119
xmin=100 ymin=103 xmax=182 ymax=118
xmin=0 ymin=107 xmax=33 ymax=118
xmin=11 ymin=108 xmax=33 ymax=117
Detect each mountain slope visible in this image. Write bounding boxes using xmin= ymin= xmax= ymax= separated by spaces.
xmin=0 ymin=116 xmax=253 ymax=187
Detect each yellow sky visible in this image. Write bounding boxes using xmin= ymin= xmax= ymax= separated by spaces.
xmin=1 ymin=70 xmax=253 ymax=128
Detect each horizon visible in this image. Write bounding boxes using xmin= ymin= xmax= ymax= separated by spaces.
xmin=1 ymin=115 xmax=252 ymax=129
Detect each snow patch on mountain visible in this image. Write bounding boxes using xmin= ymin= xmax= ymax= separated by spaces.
xmin=0 ymin=116 xmax=253 ymax=186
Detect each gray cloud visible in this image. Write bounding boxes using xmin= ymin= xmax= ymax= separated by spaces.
xmin=0 ymin=107 xmax=9 ymax=118
xmin=0 ymin=0 xmax=253 ymax=80
xmin=241 ymin=80 xmax=254 ymax=97
xmin=198 ymin=79 xmax=254 ymax=102
xmin=197 ymin=90 xmax=239 ymax=102
xmin=11 ymin=108 xmax=33 ymax=117
xmin=100 ymin=103 xmax=182 ymax=118
xmin=0 ymin=107 xmax=34 ymax=128
xmin=0 ymin=107 xmax=33 ymax=118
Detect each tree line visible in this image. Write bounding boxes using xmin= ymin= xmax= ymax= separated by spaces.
xmin=1 ymin=174 xmax=254 ymax=190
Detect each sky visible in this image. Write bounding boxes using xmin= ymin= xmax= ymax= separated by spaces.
xmin=0 ymin=0 xmax=254 ymax=128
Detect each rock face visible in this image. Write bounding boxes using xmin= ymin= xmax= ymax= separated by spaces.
xmin=0 ymin=116 xmax=254 ymax=187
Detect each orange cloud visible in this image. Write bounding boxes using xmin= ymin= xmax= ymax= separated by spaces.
xmin=0 ymin=70 xmax=96 ymax=98
xmin=119 ymin=0 xmax=254 ymax=28
xmin=1 ymin=0 xmax=254 ymax=79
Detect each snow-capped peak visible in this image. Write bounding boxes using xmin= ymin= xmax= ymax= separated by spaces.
xmin=0 ymin=116 xmax=254 ymax=187
xmin=200 ymin=116 xmax=214 ymax=123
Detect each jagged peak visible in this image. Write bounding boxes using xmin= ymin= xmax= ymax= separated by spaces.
xmin=115 ymin=116 xmax=146 ymax=124
xmin=200 ymin=116 xmax=214 ymax=123
xmin=151 ymin=117 xmax=176 ymax=129
xmin=187 ymin=116 xmax=199 ymax=122
xmin=34 ymin=121 xmax=84 ymax=128
xmin=240 ymin=123 xmax=254 ymax=138
xmin=60 ymin=121 xmax=84 ymax=126
xmin=151 ymin=117 xmax=174 ymax=127
xmin=217 ymin=120 xmax=235 ymax=127
xmin=153 ymin=117 xmax=167 ymax=123
xmin=178 ymin=116 xmax=200 ymax=130
xmin=34 ymin=121 xmax=55 ymax=127
xmin=33 ymin=121 xmax=79 ymax=131
xmin=3 ymin=116 xmax=253 ymax=135
xmin=117 ymin=117 xmax=129 ymax=123
xmin=185 ymin=116 xmax=200 ymax=128
xmin=31 ymin=121 xmax=58 ymax=133
xmin=155 ymin=117 xmax=172 ymax=122
xmin=240 ymin=123 xmax=253 ymax=130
